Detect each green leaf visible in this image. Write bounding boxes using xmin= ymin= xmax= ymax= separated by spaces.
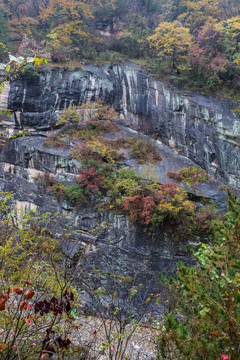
xmin=5 ymin=64 xmax=10 ymax=73
xmin=219 ymin=279 xmax=225 ymax=288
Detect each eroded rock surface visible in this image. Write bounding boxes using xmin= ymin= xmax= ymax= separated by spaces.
xmin=0 ymin=135 xmax=193 ymax=281
xmin=0 ymin=62 xmax=236 ymax=291
xmin=0 ymin=121 xmax=228 ymax=284
xmin=8 ymin=63 xmax=240 ymax=187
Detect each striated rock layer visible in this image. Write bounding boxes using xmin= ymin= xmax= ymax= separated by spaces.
xmin=0 ymin=135 xmax=194 ymax=283
xmin=0 ymin=62 xmax=237 ymax=290
xmin=8 ymin=62 xmax=240 ymax=188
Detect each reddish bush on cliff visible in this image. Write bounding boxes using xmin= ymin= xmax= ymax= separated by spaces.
xmin=158 ymin=181 xmax=180 ymax=200
xmin=76 ymin=166 xmax=105 ymax=192
xmin=124 ymin=194 xmax=156 ymax=225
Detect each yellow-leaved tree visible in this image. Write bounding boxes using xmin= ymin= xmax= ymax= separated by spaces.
xmin=217 ymin=16 xmax=240 ymax=67
xmin=177 ymin=0 xmax=222 ymax=33
xmin=148 ymin=21 xmax=193 ymax=73
xmin=40 ymin=0 xmax=115 ymax=48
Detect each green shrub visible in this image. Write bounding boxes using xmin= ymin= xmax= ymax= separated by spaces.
xmin=65 ymin=183 xmax=87 ymax=204
xmin=112 ymin=168 xmax=143 ymax=197
xmin=75 ymin=40 xmax=97 ymax=59
xmin=179 ymin=166 xmax=207 ymax=183
xmin=65 ymin=121 xmax=119 ymax=141
xmin=98 ymin=163 xmax=117 ymax=192
xmin=113 ymin=177 xmax=143 ymax=197
xmin=167 ymin=166 xmax=208 ymax=184
xmin=21 ymin=64 xmax=40 ymax=80
xmin=57 ymin=105 xmax=81 ymax=126
xmin=131 ymin=139 xmax=162 ymax=164
xmin=118 ymin=168 xmax=140 ymax=180
xmin=111 ymin=35 xmax=142 ymax=58
xmin=99 ymin=50 xmax=124 ymax=62
xmin=157 ymin=193 xmax=240 ymax=360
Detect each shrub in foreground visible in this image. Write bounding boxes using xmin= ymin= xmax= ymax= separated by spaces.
xmin=157 ymin=193 xmax=240 ymax=360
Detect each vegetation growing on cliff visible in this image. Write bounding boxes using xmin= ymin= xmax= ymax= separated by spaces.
xmin=167 ymin=166 xmax=208 ymax=184
xmin=42 ymin=102 xmax=218 ymax=240
xmin=0 ymin=183 xmax=237 ymax=359
xmin=1 ymin=0 xmax=240 ymax=357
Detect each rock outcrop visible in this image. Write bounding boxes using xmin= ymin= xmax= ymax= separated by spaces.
xmin=0 ymin=62 xmax=237 ymax=292
xmin=8 ymin=63 xmax=240 ymax=187
xmin=0 ymin=133 xmax=196 ymax=282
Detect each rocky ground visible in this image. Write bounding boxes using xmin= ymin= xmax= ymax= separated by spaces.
xmin=72 ymin=315 xmax=159 ymax=359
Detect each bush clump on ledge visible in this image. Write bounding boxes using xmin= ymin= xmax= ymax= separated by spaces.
xmin=167 ymin=166 xmax=208 ymax=184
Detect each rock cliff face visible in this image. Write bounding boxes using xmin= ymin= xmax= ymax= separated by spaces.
xmin=0 ymin=62 xmax=237 ymax=289
xmin=8 ymin=62 xmax=240 ymax=187
xmin=0 ymin=134 xmax=194 ymax=283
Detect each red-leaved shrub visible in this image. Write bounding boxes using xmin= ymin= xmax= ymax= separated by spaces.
xmin=124 ymin=195 xmax=156 ymax=225
xmin=76 ymin=166 xmax=105 ymax=192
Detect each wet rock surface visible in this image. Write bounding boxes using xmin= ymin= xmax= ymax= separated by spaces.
xmin=0 ymin=62 xmax=236 ymax=292
xmin=0 ymin=124 xmax=227 ymax=284
xmin=8 ymin=62 xmax=240 ymax=187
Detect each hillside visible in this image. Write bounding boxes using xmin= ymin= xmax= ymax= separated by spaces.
xmin=0 ymin=0 xmax=240 ymax=359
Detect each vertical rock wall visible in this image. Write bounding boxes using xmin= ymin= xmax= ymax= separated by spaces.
xmin=0 ymin=135 xmax=193 ymax=281
xmin=7 ymin=63 xmax=240 ymax=187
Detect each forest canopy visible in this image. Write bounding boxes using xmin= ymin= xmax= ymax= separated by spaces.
xmin=1 ymin=0 xmax=240 ymax=90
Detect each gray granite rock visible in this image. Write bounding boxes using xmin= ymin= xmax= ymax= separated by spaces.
xmin=8 ymin=63 xmax=240 ymax=187
xmin=2 ymin=62 xmax=237 ymax=296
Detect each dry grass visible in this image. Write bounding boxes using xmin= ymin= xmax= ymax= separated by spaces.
xmin=43 ymin=133 xmax=68 ymax=148
xmin=65 ymin=121 xmax=119 ymax=142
